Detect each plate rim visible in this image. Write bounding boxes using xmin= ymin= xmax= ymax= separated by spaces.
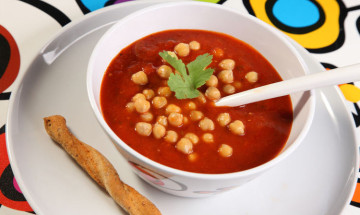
xmin=287 ymin=37 xmax=360 ymax=213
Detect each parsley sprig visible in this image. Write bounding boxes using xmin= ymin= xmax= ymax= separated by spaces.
xmin=159 ymin=51 xmax=214 ymax=99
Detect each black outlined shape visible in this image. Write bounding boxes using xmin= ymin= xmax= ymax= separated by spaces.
xmin=19 ymin=0 xmax=71 ymax=26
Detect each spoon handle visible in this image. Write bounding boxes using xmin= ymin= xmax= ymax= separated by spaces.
xmin=215 ymin=63 xmax=360 ymax=107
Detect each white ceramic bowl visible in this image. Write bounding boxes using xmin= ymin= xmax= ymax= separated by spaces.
xmin=87 ymin=1 xmax=315 ymax=198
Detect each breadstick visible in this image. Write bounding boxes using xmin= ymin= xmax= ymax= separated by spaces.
xmin=43 ymin=115 xmax=161 ymax=215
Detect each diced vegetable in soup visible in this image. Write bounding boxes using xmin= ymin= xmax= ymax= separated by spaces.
xmin=100 ymin=29 xmax=293 ymax=174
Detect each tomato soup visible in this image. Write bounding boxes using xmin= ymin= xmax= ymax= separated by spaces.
xmin=100 ymin=30 xmax=293 ymax=174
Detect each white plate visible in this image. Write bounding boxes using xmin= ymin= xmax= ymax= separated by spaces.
xmin=6 ymin=1 xmax=359 ymax=215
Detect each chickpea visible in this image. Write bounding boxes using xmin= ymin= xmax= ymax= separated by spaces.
xmin=205 ymin=87 xmax=221 ymax=101
xmin=217 ymin=113 xmax=231 ymax=127
xmin=218 ymin=144 xmax=233 ymax=157
xmin=132 ymin=93 xmax=146 ymax=102
xmin=140 ymin=112 xmax=153 ymax=122
xmin=212 ymin=47 xmax=224 ymax=58
xmin=152 ymin=96 xmax=167 ymax=109
xmin=157 ymin=86 xmax=172 ymax=97
xmin=165 ymin=104 xmax=181 ymax=115
xmin=153 ymin=123 xmax=166 ymax=139
xmin=134 ymin=98 xmax=150 ymax=113
xmin=156 ymin=115 xmax=168 ymax=127
xmin=185 ymin=101 xmax=196 ymax=110
xmin=125 ymin=102 xmax=135 ymax=112
xmin=197 ymin=92 xmax=207 ymax=104
xmin=167 ymin=51 xmax=178 ymax=59
xmin=157 ymin=65 xmax=172 ymax=79
xmin=185 ymin=133 xmax=199 ymax=144
xmin=142 ymin=89 xmax=155 ymax=100
xmin=188 ymin=153 xmax=198 ymax=162
xmin=229 ymin=120 xmax=245 ymax=135
xmin=168 ymin=113 xmax=184 ymax=127
xmin=199 ymin=117 xmax=215 ymax=131
xmin=233 ymin=81 xmax=242 ymax=89
xmin=183 ymin=116 xmax=189 ymax=125
xmin=176 ymin=138 xmax=193 ymax=154
xmin=218 ymin=70 xmax=234 ymax=84
xmin=174 ymin=43 xmax=190 ymax=57
xmin=135 ymin=122 xmax=152 ymax=136
xmin=131 ymin=71 xmax=148 ymax=85
xmin=206 ymin=75 xmax=218 ymax=87
xmin=189 ymin=41 xmax=200 ymax=50
xmin=202 ymin=133 xmax=214 ymax=143
xmin=245 ymin=71 xmax=258 ymax=83
xmin=190 ymin=110 xmax=204 ymax=121
xmin=223 ymin=84 xmax=235 ymax=94
xmin=164 ymin=130 xmax=178 ymax=143
xmin=219 ymin=59 xmax=235 ymax=70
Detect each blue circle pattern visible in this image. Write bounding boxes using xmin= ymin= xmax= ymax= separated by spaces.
xmin=272 ymin=0 xmax=320 ymax=28
xmin=80 ymin=0 xmax=108 ymax=11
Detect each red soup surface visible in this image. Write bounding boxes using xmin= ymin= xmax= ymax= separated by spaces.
xmin=100 ymin=29 xmax=293 ymax=174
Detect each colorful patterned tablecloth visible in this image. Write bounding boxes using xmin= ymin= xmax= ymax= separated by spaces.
xmin=1 ymin=0 xmax=360 ymax=214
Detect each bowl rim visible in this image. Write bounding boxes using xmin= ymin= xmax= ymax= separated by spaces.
xmin=87 ymin=1 xmax=316 ymax=180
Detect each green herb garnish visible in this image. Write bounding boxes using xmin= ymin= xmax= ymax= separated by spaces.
xmin=159 ymin=51 xmax=214 ymax=99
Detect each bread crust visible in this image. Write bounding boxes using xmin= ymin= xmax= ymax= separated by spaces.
xmin=43 ymin=115 xmax=161 ymax=215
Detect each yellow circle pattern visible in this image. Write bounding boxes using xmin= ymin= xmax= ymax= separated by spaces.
xmin=248 ymin=0 xmax=341 ymax=50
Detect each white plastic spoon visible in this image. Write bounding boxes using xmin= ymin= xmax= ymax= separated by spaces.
xmin=215 ymin=63 xmax=360 ymax=107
